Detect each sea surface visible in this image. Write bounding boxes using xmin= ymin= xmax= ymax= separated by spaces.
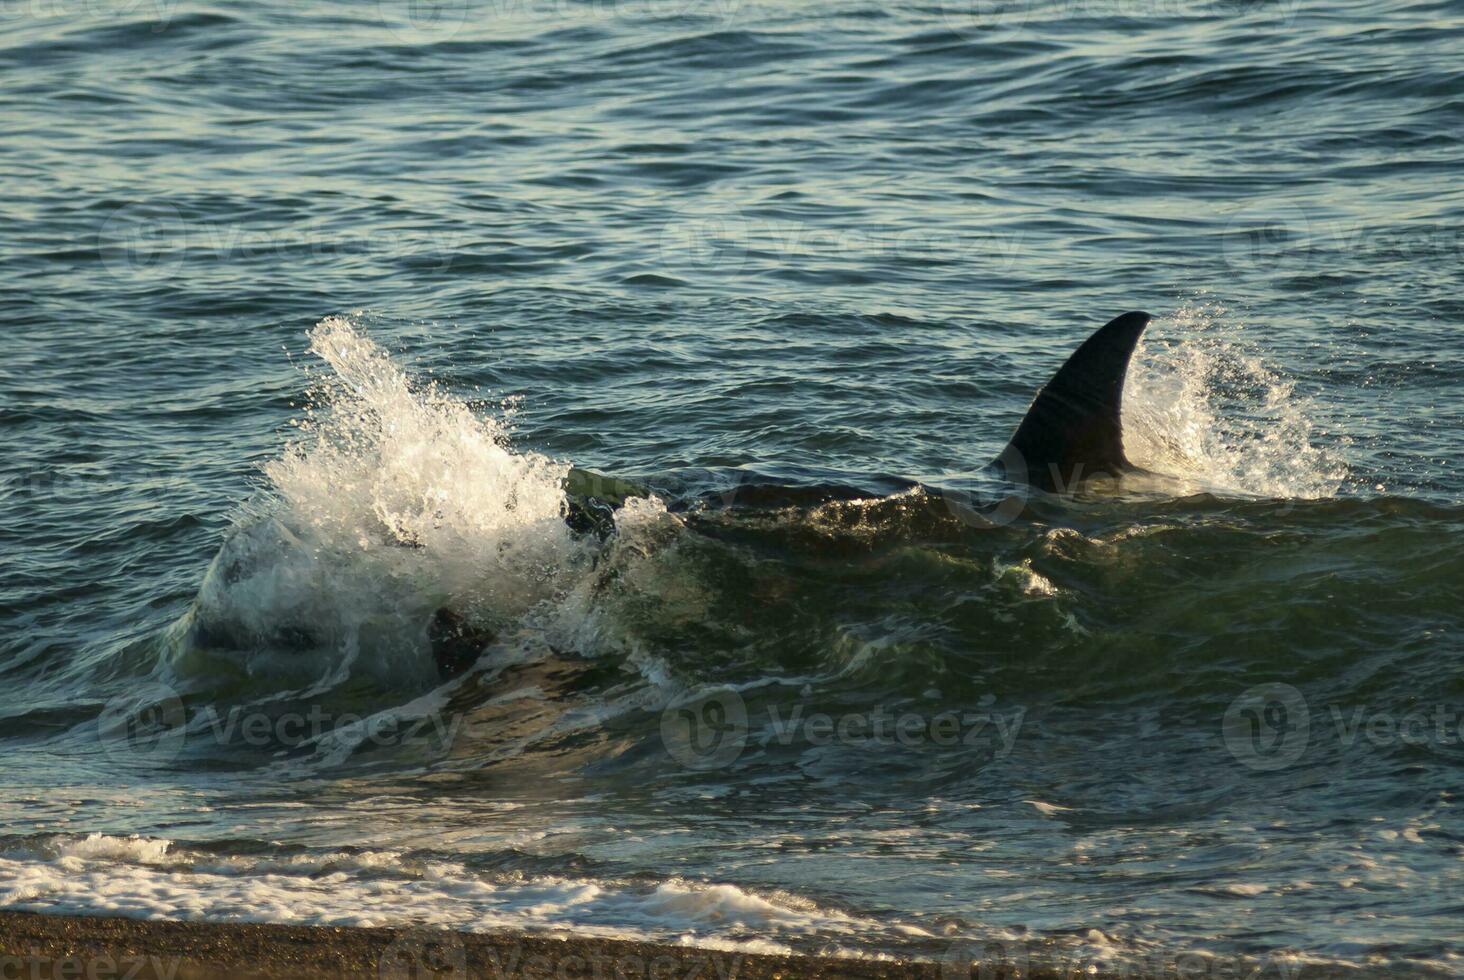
xmin=2 ymin=0 xmax=1463 ymax=975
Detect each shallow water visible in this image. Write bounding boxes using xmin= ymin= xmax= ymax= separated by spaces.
xmin=2 ymin=0 xmax=1462 ymax=974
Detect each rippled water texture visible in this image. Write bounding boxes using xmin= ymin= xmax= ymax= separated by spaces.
xmin=2 ymin=0 xmax=1462 ymax=975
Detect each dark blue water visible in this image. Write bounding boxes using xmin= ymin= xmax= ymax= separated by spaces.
xmin=3 ymin=0 xmax=1462 ymax=974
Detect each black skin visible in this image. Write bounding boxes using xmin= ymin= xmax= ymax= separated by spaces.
xmin=429 ymin=607 xmax=494 ymax=678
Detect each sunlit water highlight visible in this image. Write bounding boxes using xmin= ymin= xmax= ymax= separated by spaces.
xmin=3 ymin=1 xmax=1463 ymax=975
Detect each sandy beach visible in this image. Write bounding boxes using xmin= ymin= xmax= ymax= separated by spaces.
xmin=0 ymin=909 xmax=1424 ymax=980
xmin=0 ymin=910 xmax=977 ymax=980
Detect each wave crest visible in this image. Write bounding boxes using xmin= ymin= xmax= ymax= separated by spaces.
xmin=178 ymin=316 xmax=590 ymax=689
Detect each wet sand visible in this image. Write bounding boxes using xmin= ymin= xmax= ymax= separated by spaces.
xmin=0 ymin=910 xmax=972 ymax=979
xmin=0 ymin=910 xmax=1391 ymax=979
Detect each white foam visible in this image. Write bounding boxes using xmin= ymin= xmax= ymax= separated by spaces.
xmin=176 ymin=315 xmax=594 ymax=689
xmin=1218 ymin=883 xmax=1269 ymax=897
xmin=40 ymin=832 xmax=174 ymax=866
xmin=1025 ymin=800 xmax=1074 ymax=816
xmin=0 ymin=834 xmax=893 ymax=954
xmin=1124 ymin=303 xmax=1349 ymax=499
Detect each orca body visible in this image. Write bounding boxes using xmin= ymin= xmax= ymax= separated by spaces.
xmin=437 ymin=311 xmax=1154 ymax=677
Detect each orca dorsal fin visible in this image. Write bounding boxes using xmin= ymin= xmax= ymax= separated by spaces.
xmin=996 ymin=311 xmax=1151 ymax=491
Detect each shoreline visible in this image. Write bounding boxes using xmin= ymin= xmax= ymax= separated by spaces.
xmin=0 ymin=910 xmax=962 ymax=980
xmin=0 ymin=909 xmax=1397 ymax=979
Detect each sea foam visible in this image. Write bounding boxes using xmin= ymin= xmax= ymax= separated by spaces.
xmin=0 ymin=833 xmax=895 ymax=955
xmin=178 ymin=316 xmax=596 ymax=690
xmin=1125 ymin=303 xmax=1349 ymax=499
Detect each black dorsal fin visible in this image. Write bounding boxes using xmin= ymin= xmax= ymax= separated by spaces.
xmin=995 ymin=311 xmax=1151 ymax=491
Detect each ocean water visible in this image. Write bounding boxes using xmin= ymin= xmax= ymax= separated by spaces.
xmin=3 ymin=0 xmax=1463 ymax=975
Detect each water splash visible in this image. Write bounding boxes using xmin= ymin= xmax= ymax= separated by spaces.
xmin=179 ymin=316 xmax=589 ymax=688
xmin=171 ymin=307 xmax=1351 ymax=698
xmin=1124 ymin=304 xmax=1350 ymax=499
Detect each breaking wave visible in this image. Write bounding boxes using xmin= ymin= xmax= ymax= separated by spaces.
xmin=163 ymin=309 xmax=1355 ymax=704
xmin=171 ymin=316 xmax=638 ymax=693
xmin=0 ymin=832 xmax=898 ymax=955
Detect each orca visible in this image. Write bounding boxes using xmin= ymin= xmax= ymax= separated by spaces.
xmin=557 ymin=309 xmax=1154 ymax=521
xmin=435 ymin=311 xmax=1154 ymax=677
xmin=992 ymin=310 xmax=1151 ymax=492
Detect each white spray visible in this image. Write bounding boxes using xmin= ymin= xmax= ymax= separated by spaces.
xmin=1123 ymin=304 xmax=1349 ymax=499
xmin=179 ymin=316 xmax=592 ymax=689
